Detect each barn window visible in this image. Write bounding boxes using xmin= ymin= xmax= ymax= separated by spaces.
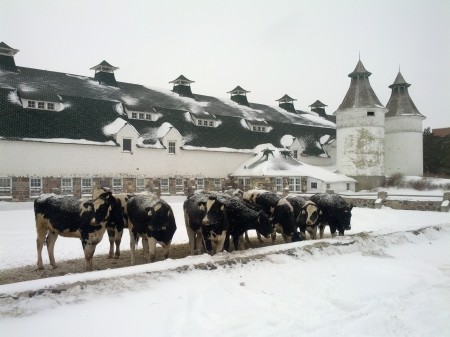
xmin=347 ymin=183 xmax=350 ymax=190
xmin=289 ymin=177 xmax=301 ymax=193
xmin=238 ymin=178 xmax=251 ymax=190
xmin=326 ymin=183 xmax=331 ymax=189
xmin=123 ymin=138 xmax=132 ymax=152
xmin=176 ymin=178 xmax=184 ymax=194
xmin=276 ymin=177 xmax=283 ymax=192
xmin=139 ymin=113 xmax=144 ymax=119
xmin=145 ymin=113 xmax=152 ymax=120
xmin=131 ymin=112 xmax=137 ymax=119
xmin=214 ymin=178 xmax=222 ymax=191
xmin=0 ymin=177 xmax=12 ymax=197
xmin=168 ymin=141 xmax=176 ymax=154
xmin=81 ymin=178 xmax=92 ymax=194
xmin=38 ymin=102 xmax=45 ymax=109
xmin=112 ymin=178 xmax=122 ymax=193
xmin=61 ymin=178 xmax=73 ymax=195
xmin=367 ymin=111 xmax=375 ymax=117
xmin=47 ymin=102 xmax=55 ymax=110
xmin=293 ymin=150 xmax=298 ymax=159
xmin=30 ymin=178 xmax=42 ymax=197
xmin=311 ymin=182 xmax=318 ymax=189
xmin=160 ymin=178 xmax=169 ymax=194
xmin=27 ymin=100 xmax=36 ymax=108
xmin=196 ymin=177 xmax=204 ymax=190
xmin=136 ymin=178 xmax=145 ymax=192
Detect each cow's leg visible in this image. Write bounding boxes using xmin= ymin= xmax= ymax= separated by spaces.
xmin=142 ymin=236 xmax=150 ymax=262
xmin=271 ymin=230 xmax=277 ymax=244
xmin=129 ymin=230 xmax=137 ymax=266
xmin=319 ymin=224 xmax=325 ymax=239
xmin=114 ymin=229 xmax=123 ymax=259
xmin=195 ymin=231 xmax=204 ymax=255
xmin=186 ymin=224 xmax=197 ymax=255
xmin=35 ymin=217 xmax=48 ymax=270
xmin=214 ymin=231 xmax=227 ymax=254
xmin=308 ymin=226 xmax=318 ymax=240
xmin=256 ymin=231 xmax=264 ymax=243
xmin=107 ymin=228 xmax=115 ymax=258
xmin=244 ymin=231 xmax=250 ymax=243
xmin=148 ymin=237 xmax=157 ymax=262
xmin=239 ymin=234 xmax=246 ymax=250
xmin=330 ymin=225 xmax=337 ymax=237
xmin=83 ymin=243 xmax=97 ymax=272
xmin=232 ymin=235 xmax=242 ymax=251
xmin=46 ymin=231 xmax=59 ymax=269
xmin=162 ymin=240 xmax=172 ymax=260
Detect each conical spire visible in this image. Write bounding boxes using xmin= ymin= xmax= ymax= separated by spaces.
xmin=386 ymin=71 xmax=424 ymax=118
xmin=337 ymin=59 xmax=383 ymax=110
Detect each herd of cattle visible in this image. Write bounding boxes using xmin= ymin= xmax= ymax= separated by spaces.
xmin=34 ymin=188 xmax=354 ymax=271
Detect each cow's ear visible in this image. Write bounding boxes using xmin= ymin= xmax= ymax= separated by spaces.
xmin=83 ymin=202 xmax=93 ymax=210
xmin=319 ymin=210 xmax=322 ymax=215
xmin=301 ymin=210 xmax=306 ymax=214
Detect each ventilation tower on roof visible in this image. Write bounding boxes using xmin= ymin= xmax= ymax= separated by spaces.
xmin=90 ymin=60 xmax=119 ymax=87
xmin=0 ymin=42 xmax=19 ymax=73
xmin=227 ymin=86 xmax=251 ymax=107
xmin=169 ymin=75 xmax=195 ymax=98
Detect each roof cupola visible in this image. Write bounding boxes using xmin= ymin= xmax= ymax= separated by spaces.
xmin=386 ymin=71 xmax=424 ymax=118
xmin=228 ymin=86 xmax=251 ymax=107
xmin=337 ymin=59 xmax=383 ymax=110
xmin=90 ymin=60 xmax=119 ymax=87
xmin=0 ymin=42 xmax=19 ymax=72
xmin=169 ymin=75 xmax=195 ymax=98
xmin=309 ymin=100 xmax=328 ymax=118
xmin=276 ymin=94 xmax=297 ymax=113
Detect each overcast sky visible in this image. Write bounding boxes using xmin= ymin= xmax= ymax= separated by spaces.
xmin=2 ymin=0 xmax=449 ymax=129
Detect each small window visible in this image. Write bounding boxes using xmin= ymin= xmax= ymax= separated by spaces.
xmin=367 ymin=111 xmax=375 ymax=117
xmin=176 ymin=178 xmax=184 ymax=193
xmin=47 ymin=102 xmax=55 ymax=110
xmin=197 ymin=120 xmax=202 ymax=126
xmin=276 ymin=177 xmax=283 ymax=192
xmin=28 ymin=101 xmax=36 ymax=108
xmin=112 ymin=178 xmax=122 ymax=193
xmin=30 ymin=178 xmax=42 ymax=197
xmin=38 ymin=102 xmax=45 ymax=109
xmin=289 ymin=177 xmax=301 ymax=192
xmin=145 ymin=113 xmax=152 ymax=120
xmin=139 ymin=113 xmax=144 ymax=119
xmin=196 ymin=177 xmax=204 ymax=190
xmin=347 ymin=183 xmax=350 ymax=190
xmin=261 ymin=126 xmax=266 ymax=132
xmin=238 ymin=178 xmax=251 ymax=190
xmin=214 ymin=178 xmax=222 ymax=191
xmin=131 ymin=112 xmax=137 ymax=119
xmin=0 ymin=177 xmax=12 ymax=196
xmin=293 ymin=150 xmax=298 ymax=159
xmin=209 ymin=121 xmax=214 ymax=127
xmin=136 ymin=178 xmax=145 ymax=192
xmin=81 ymin=178 xmax=92 ymax=194
xmin=123 ymin=138 xmax=132 ymax=152
xmin=160 ymin=178 xmax=169 ymax=194
xmin=326 ymin=183 xmax=331 ymax=189
xmin=61 ymin=178 xmax=73 ymax=195
xmin=168 ymin=141 xmax=176 ymax=154
xmin=252 ymin=126 xmax=257 ymax=131
xmin=203 ymin=120 xmax=208 ymax=126
xmin=311 ymin=182 xmax=318 ymax=189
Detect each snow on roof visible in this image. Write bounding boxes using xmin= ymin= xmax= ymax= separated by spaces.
xmin=144 ymin=85 xmax=209 ymax=113
xmin=231 ymin=149 xmax=356 ymax=183
xmin=7 ymin=91 xmax=20 ymax=105
xmin=157 ymin=122 xmax=174 ymax=139
xmin=102 ymin=118 xmax=128 ymax=136
xmin=280 ymin=135 xmax=295 ymax=148
xmin=21 ymin=138 xmax=116 ymax=146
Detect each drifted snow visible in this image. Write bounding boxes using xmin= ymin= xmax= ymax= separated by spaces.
xmin=280 ymin=134 xmax=295 ymax=148
xmin=156 ymin=122 xmax=174 ymax=138
xmin=21 ymin=138 xmax=116 ymax=146
xmin=102 ymin=118 xmax=127 ymax=135
xmin=7 ymin=91 xmax=20 ymax=105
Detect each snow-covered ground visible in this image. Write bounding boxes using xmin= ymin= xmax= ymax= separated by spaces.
xmin=1 ymin=196 xmax=450 ymax=336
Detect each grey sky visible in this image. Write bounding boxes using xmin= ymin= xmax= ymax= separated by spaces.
xmin=2 ymin=0 xmax=449 ymax=129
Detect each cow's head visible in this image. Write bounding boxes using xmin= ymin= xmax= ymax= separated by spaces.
xmin=272 ymin=199 xmax=297 ymax=238
xmin=145 ymin=202 xmax=176 ymax=239
xmin=298 ymin=200 xmax=321 ymax=228
xmin=340 ymin=204 xmax=353 ymax=230
xmin=256 ymin=211 xmax=273 ymax=238
xmin=92 ymin=190 xmax=113 ymax=224
xmin=201 ymin=196 xmax=228 ymax=245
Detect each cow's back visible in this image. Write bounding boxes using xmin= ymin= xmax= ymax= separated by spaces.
xmin=34 ymin=194 xmax=84 ymax=233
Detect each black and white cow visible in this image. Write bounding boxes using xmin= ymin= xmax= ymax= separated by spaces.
xmin=105 ymin=193 xmax=133 ymax=259
xmin=34 ymin=188 xmax=113 ymax=271
xmin=183 ymin=192 xmax=209 ymax=255
xmin=242 ymin=189 xmax=281 ymax=242
xmin=310 ymin=193 xmax=353 ymax=238
xmin=296 ymin=200 xmax=321 ymax=239
xmin=201 ymin=194 xmax=273 ymax=253
xmin=271 ymin=197 xmax=302 ymax=243
xmin=127 ymin=194 xmax=177 ymax=265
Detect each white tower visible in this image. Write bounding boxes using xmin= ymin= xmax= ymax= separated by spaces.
xmin=334 ymin=60 xmax=388 ymax=190
xmin=385 ymin=72 xmax=425 ymax=176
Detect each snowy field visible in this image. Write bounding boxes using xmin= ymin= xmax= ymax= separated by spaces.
xmin=1 ymin=196 xmax=450 ymax=336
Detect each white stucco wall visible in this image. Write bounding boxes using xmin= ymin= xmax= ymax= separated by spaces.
xmin=385 ymin=116 xmax=424 ymax=176
xmin=335 ymin=108 xmax=386 ymax=177
xmin=0 ymin=140 xmax=253 ymax=178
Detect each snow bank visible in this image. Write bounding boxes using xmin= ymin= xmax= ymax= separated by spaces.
xmin=102 ymin=118 xmax=127 ymax=135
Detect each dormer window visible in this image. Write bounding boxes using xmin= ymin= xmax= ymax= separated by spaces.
xmin=26 ymin=100 xmax=59 ymax=111
xmin=28 ymin=101 xmax=35 ymax=108
xmin=38 ymin=102 xmax=45 ymax=109
xmin=247 ymin=120 xmax=270 ymax=133
xmin=129 ymin=111 xmax=157 ymax=121
xmin=195 ymin=118 xmax=217 ymax=127
xmin=252 ymin=126 xmax=266 ymax=132
xmin=47 ymin=103 xmax=54 ymax=110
